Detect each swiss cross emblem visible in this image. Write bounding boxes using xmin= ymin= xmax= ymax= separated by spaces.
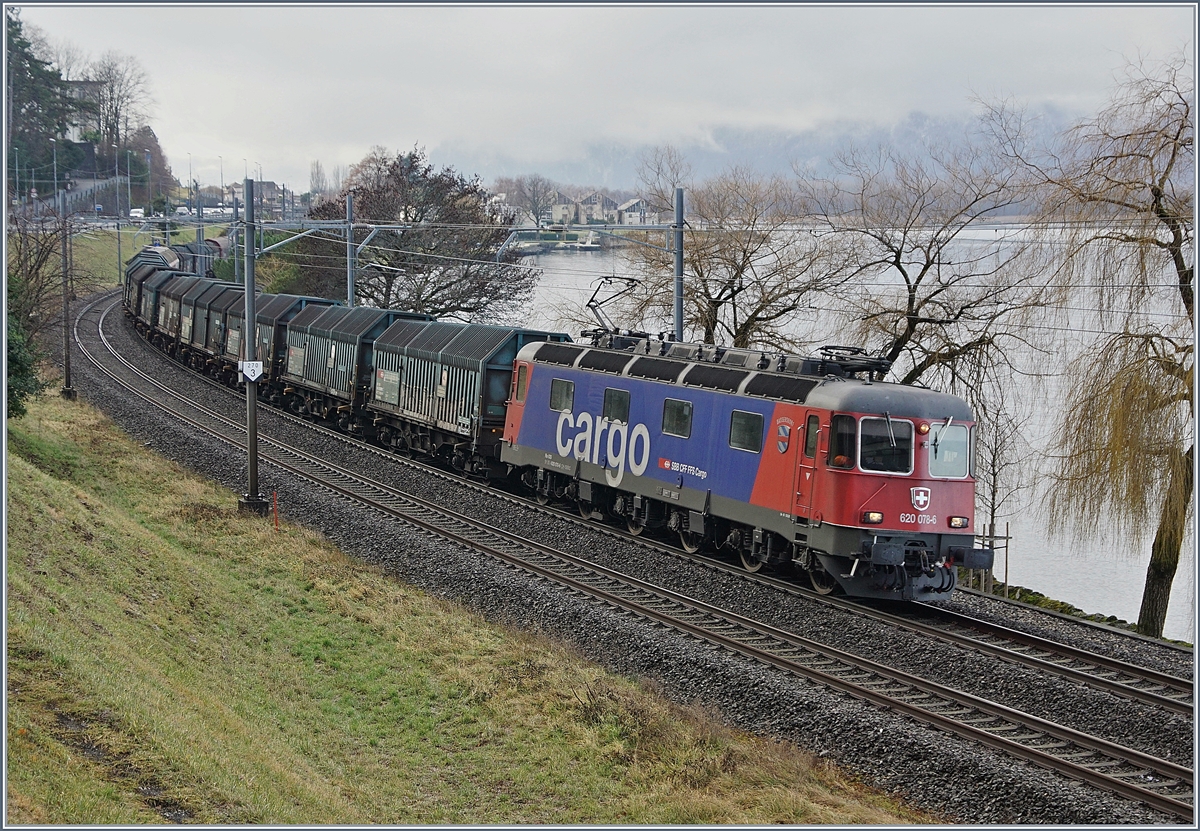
xmin=911 ymin=487 xmax=931 ymax=512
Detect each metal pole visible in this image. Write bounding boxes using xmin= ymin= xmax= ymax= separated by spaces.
xmin=113 ymin=146 xmax=121 ymax=286
xmin=196 ymin=177 xmax=204 ymax=243
xmin=239 ymin=178 xmax=267 ymax=515
xmin=232 ymin=197 xmax=240 ymax=285
xmin=126 ymin=150 xmax=132 ymax=222
xmin=673 ymin=187 xmax=684 ymax=342
xmin=60 ymin=191 xmax=76 ymax=400
xmin=346 ymin=190 xmax=355 ymax=307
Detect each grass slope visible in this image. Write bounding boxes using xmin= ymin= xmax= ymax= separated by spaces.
xmin=5 ymin=393 xmax=935 ymax=825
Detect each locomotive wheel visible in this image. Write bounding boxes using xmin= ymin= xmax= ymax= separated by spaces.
xmin=535 ymin=491 xmax=550 ymax=506
xmin=739 ymin=549 xmax=764 ymax=573
xmin=626 ymin=517 xmax=645 ymax=536
xmin=577 ymin=500 xmax=593 ymax=519
xmin=808 ymin=559 xmax=838 ymax=595
xmin=679 ymin=530 xmax=704 ymax=554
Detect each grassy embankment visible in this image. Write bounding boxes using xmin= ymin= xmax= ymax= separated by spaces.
xmin=71 ymin=222 xmax=229 ymax=287
xmin=6 ymin=391 xmax=935 ymax=825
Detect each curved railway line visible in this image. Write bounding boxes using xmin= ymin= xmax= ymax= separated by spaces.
xmin=75 ymin=290 xmax=1195 ymax=822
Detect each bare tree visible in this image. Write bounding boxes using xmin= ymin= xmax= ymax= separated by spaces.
xmin=87 ymin=50 xmax=154 ymax=148
xmin=309 ymin=160 xmax=328 ymax=198
xmin=21 ymin=21 xmax=89 ymax=80
xmin=796 ymin=135 xmax=1043 ymax=390
xmin=618 ymin=147 xmax=842 ymax=350
xmin=7 ymin=210 xmax=107 ymax=345
xmin=987 ymin=52 xmax=1193 ymax=637
xmin=329 ymin=163 xmax=346 ymax=194
xmin=512 ymin=173 xmax=558 ymax=227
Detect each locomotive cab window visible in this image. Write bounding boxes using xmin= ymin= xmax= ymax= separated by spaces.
xmin=729 ymin=410 xmax=764 ymax=453
xmin=829 ymin=415 xmax=856 ymax=469
xmin=514 ymin=365 xmax=528 ymax=403
xmin=929 ymin=423 xmax=970 ymax=478
xmin=550 ymin=378 xmax=574 ymax=412
xmin=603 ymin=388 xmax=631 ymax=424
xmin=804 ymin=414 xmax=819 ymax=458
xmin=860 ymin=417 xmax=913 ymax=474
xmin=662 ymin=398 xmax=693 ymax=438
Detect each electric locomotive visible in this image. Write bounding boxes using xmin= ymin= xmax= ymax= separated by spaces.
xmin=500 ymin=335 xmax=994 ymax=600
xmin=120 ymin=243 xmax=993 ymax=601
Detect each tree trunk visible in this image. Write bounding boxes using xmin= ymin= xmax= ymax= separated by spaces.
xmin=1136 ymin=445 xmax=1194 ymax=638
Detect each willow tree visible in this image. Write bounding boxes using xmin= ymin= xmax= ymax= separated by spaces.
xmin=989 ymin=53 xmax=1193 ymax=637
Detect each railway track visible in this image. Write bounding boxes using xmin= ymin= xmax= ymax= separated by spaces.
xmin=75 ymin=292 xmax=1194 ymax=821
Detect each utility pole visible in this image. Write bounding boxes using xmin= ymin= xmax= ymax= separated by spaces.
xmin=673 ymin=187 xmax=684 ymax=343
xmin=346 ymin=190 xmax=355 ymax=307
xmin=126 ymin=149 xmax=132 ymax=222
xmin=232 ymin=197 xmax=240 ymax=285
xmin=113 ymin=145 xmax=121 ymax=286
xmin=238 ymin=177 xmax=267 ymax=515
xmin=60 ymin=191 xmax=76 ymax=400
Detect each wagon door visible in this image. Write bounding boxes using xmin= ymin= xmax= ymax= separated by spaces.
xmin=794 ymin=411 xmax=821 ymax=518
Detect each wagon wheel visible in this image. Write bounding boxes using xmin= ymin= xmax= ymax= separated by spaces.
xmin=808 ymin=558 xmax=838 ymax=595
xmin=679 ymin=530 xmax=704 ymax=554
xmin=626 ymin=516 xmax=645 ymax=536
xmin=739 ymin=549 xmax=764 ymax=573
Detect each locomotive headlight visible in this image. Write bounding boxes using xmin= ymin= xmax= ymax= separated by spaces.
xmin=862 ymin=511 xmax=884 ymax=525
xmin=917 ymin=423 xmax=930 ymax=435
xmin=949 ymin=516 xmax=969 ymax=529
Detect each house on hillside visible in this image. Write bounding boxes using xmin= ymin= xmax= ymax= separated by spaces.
xmin=64 ymin=80 xmax=102 ymax=142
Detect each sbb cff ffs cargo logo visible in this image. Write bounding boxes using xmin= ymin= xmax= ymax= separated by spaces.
xmin=911 ymin=487 xmax=931 ymax=512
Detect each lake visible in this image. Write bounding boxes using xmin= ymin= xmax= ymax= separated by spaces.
xmin=518 ymin=245 xmax=1196 ymax=643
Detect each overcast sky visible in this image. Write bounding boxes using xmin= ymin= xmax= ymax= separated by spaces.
xmin=16 ymin=3 xmax=1195 ymax=191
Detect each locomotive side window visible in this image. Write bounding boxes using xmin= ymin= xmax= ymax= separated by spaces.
xmin=860 ymin=417 xmax=913 ymax=474
xmin=829 ymin=415 xmax=856 ymax=468
xmin=804 ymin=415 xmax=819 ymax=458
xmin=729 ymin=410 xmax=764 ymax=453
xmin=514 ymin=365 xmax=528 ymax=403
xmin=603 ymin=388 xmax=631 ymax=424
xmin=929 ymin=423 xmax=970 ymax=478
xmin=662 ymin=398 xmax=693 ymax=438
xmin=550 ymin=378 xmax=574 ymax=412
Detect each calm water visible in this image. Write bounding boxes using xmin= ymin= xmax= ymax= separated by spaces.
xmin=520 ymin=247 xmax=1197 ymax=642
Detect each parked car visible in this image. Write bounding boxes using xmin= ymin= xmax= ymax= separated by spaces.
xmin=129 ymin=208 xmax=145 ymax=219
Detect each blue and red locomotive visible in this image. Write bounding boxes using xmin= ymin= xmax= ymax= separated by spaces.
xmin=123 ymin=245 xmax=993 ymax=599
xmin=499 ymin=336 xmax=993 ymax=599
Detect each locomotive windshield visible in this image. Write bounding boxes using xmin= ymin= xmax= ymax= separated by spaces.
xmin=860 ymin=417 xmax=913 ymax=473
xmin=929 ymin=423 xmax=970 ymax=478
